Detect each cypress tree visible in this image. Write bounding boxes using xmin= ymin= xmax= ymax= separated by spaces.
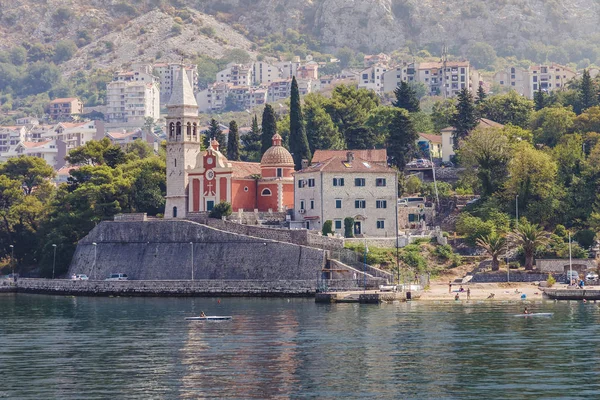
xmin=580 ymin=69 xmax=595 ymax=112
xmin=204 ymin=118 xmax=227 ymax=150
xmin=475 ymin=83 xmax=487 ymax=104
xmin=450 ymin=88 xmax=478 ymax=149
xmin=386 ymin=109 xmax=418 ymax=169
xmin=226 ymin=120 xmax=240 ymax=161
xmin=241 ymin=115 xmax=262 ymax=162
xmin=392 ymin=81 xmax=420 ymax=112
xmin=261 ymin=104 xmax=277 ymax=155
xmin=289 ymin=76 xmax=311 ymax=170
xmin=534 ymin=86 xmax=546 ymax=111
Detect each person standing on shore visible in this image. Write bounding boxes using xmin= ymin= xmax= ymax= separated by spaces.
xmin=467 ymin=288 xmax=471 ymax=300
xmin=449 ymin=280 xmax=452 ymax=293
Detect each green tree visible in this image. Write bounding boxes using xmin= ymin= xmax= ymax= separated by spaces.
xmin=450 ymin=88 xmax=478 ymax=148
xmin=386 ymin=108 xmax=418 ymax=169
xmin=530 ymin=106 xmax=575 ymax=147
xmin=322 ymin=220 xmax=333 ymax=236
xmin=475 ymin=83 xmax=487 ymax=105
xmin=204 ymin=118 xmax=226 ymax=149
xmin=53 ymin=40 xmax=77 ymax=63
xmin=455 ymin=213 xmax=496 ymax=246
xmin=241 ymin=115 xmax=262 ymax=162
xmin=534 ymin=87 xmax=546 ymax=111
xmin=479 ymin=91 xmax=533 ymax=128
xmin=392 ymin=81 xmax=420 ymax=113
xmin=336 ymin=47 xmax=354 ymax=68
xmin=476 ymin=233 xmax=506 ymax=271
xmin=209 ymin=201 xmax=233 ymax=218
xmin=226 ymin=120 xmax=240 ymax=161
xmin=344 ymin=217 xmax=355 ymax=238
xmin=580 ymin=69 xmax=596 ymax=112
xmin=289 ymin=77 xmax=311 ymax=170
xmin=457 ymin=128 xmax=512 ymax=197
xmin=467 ymin=42 xmax=497 ymax=69
xmin=121 ymin=157 xmax=166 ymax=215
xmin=9 ymin=46 xmax=27 ymax=66
xmin=0 ymin=156 xmax=55 ymax=195
xmin=509 ymin=220 xmax=550 ymax=270
xmin=431 ymin=99 xmax=456 ymax=132
xmin=364 ymin=106 xmax=400 ymax=147
xmin=261 ymin=104 xmax=277 ymax=155
xmin=573 ymin=105 xmax=600 ymax=133
xmin=304 ymin=93 xmax=343 ymax=153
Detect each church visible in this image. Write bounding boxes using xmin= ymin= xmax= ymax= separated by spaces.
xmin=165 ymin=69 xmax=295 ymax=218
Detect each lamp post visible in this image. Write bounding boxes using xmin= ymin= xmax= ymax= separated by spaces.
xmin=92 ymin=242 xmax=97 ymax=280
xmin=190 ymin=242 xmax=194 ymax=281
xmin=52 ymin=244 xmax=57 ymax=279
xmin=9 ymin=245 xmax=14 ymax=278
xmin=363 ymin=238 xmax=368 ymax=293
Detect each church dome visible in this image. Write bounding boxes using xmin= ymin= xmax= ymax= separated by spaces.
xmin=261 ymin=134 xmax=294 ymax=167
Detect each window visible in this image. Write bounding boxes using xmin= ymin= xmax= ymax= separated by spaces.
xmin=533 ymin=76 xmax=538 ymax=83
xmin=261 ymin=188 xmax=272 ymax=196
xmin=376 ymin=178 xmax=386 ymax=187
xmin=376 ymin=200 xmax=387 ymax=209
xmin=333 ymin=177 xmax=345 ymax=186
xmin=377 ymin=220 xmax=385 ymax=229
xmin=335 ymin=220 xmax=342 ymax=230
xmin=355 ymin=200 xmax=366 ymax=208
xmin=511 ymin=82 xmax=515 ymax=86
xmin=500 ymin=80 xmax=504 ymax=85
xmin=533 ymin=84 xmax=538 ymax=90
xmin=425 ymin=70 xmax=429 ymax=75
xmin=310 ymin=200 xmax=314 ymax=209
xmin=277 ymin=168 xmax=282 ymax=177
xmin=355 ymin=178 xmax=365 ymax=187
xmin=335 ymin=199 xmax=342 ymax=209
xmin=298 ymin=180 xmax=305 ymax=188
xmin=308 ymin=178 xmax=315 ymax=187
xmin=244 ymin=186 xmax=249 ymax=192
xmin=300 ymin=200 xmax=305 ymax=210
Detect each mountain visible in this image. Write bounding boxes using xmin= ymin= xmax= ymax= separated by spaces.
xmin=1 ymin=0 xmax=600 ymax=69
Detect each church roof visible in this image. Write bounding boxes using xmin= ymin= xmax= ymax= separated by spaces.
xmin=230 ymin=161 xmax=261 ymax=179
xmin=168 ymin=67 xmax=198 ymax=108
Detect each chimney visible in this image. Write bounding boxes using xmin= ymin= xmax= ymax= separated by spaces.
xmin=346 ymin=151 xmax=354 ymax=163
xmin=301 ymin=159 xmax=309 ymax=170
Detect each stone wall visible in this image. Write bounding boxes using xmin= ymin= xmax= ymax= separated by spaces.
xmin=114 ymin=213 xmax=147 ymax=222
xmin=16 ymin=278 xmax=317 ymax=296
xmin=69 ymin=220 xmax=326 ymax=281
xmin=306 ymin=232 xmax=345 ymax=250
xmin=470 ymin=272 xmax=550 ymax=283
xmin=537 ymin=259 xmax=597 ymax=273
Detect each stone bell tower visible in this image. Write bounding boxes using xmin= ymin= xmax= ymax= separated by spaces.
xmin=164 ymin=67 xmax=201 ymax=219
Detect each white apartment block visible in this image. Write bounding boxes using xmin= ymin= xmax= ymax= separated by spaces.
xmin=0 ymin=126 xmax=27 ymax=153
xmin=294 ymin=150 xmax=397 ymax=237
xmin=196 ymin=83 xmax=267 ymax=113
xmin=275 ymin=61 xmax=301 ymax=80
xmin=42 ymin=121 xmax=99 ymax=151
xmin=154 ymin=63 xmax=197 ymax=103
xmin=106 ymin=80 xmax=160 ymax=124
xmin=252 ymin=61 xmax=282 ymax=85
xmin=358 ymin=64 xmax=388 ymax=93
xmin=216 ymin=63 xmax=254 ymax=86
xmin=382 ymin=63 xmax=417 ymax=93
xmin=417 ymin=61 xmax=472 ymax=97
xmin=494 ymin=64 xmax=576 ymax=99
xmin=0 ymin=139 xmax=66 ymax=169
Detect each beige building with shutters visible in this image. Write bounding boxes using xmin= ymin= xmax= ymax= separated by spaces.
xmin=294 ymin=150 xmax=397 ymax=237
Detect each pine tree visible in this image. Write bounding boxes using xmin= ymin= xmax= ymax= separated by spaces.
xmin=226 ymin=120 xmax=240 ymax=161
xmin=386 ymin=109 xmax=418 ymax=169
xmin=392 ymin=81 xmax=420 ymax=113
xmin=534 ymin=86 xmax=546 ymax=111
xmin=450 ymin=88 xmax=478 ymax=149
xmin=261 ymin=104 xmax=277 ymax=155
xmin=580 ymin=69 xmax=595 ymax=112
xmin=289 ymin=76 xmax=312 ymax=170
xmin=475 ymin=83 xmax=487 ymax=104
xmin=241 ymin=115 xmax=262 ymax=162
xmin=204 ymin=118 xmax=226 ymax=150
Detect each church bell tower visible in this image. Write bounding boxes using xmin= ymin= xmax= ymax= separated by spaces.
xmin=164 ymin=66 xmax=201 ymax=219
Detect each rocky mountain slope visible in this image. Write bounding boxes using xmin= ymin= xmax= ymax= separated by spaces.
xmin=1 ymin=0 xmax=600 ymax=67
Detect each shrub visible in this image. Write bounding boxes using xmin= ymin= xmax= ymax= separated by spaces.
xmin=171 ymin=23 xmax=183 ymax=35
xmin=574 ymin=229 xmax=596 ymax=249
xmin=455 ymin=213 xmax=495 ymax=246
xmin=200 ymin=26 xmax=215 ymax=37
xmin=209 ymin=201 xmax=232 ymax=219
xmin=322 ymin=220 xmax=333 ymax=236
xmin=344 ymin=217 xmax=354 ymax=238
xmin=434 ymin=244 xmax=453 ymax=261
xmin=547 ymin=274 xmax=556 ymax=287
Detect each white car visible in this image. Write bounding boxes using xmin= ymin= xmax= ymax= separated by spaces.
xmin=586 ymin=272 xmax=598 ymax=281
xmin=71 ymin=274 xmax=89 ymax=280
xmin=105 ymin=273 xmax=128 ymax=281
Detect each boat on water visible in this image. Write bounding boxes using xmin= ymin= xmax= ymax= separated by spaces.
xmin=185 ymin=316 xmax=233 ymax=321
xmin=513 ymin=313 xmax=553 ymax=318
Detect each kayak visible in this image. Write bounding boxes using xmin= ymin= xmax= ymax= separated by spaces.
xmin=185 ymin=316 xmax=233 ymax=321
xmin=513 ymin=313 xmax=553 ymax=317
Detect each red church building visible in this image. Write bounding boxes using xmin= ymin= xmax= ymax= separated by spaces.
xmin=187 ymin=133 xmax=295 ymax=212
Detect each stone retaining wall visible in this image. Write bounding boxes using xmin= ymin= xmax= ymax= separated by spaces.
xmin=470 ymin=272 xmax=551 ymax=283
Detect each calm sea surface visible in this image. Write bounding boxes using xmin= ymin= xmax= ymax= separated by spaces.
xmin=1 ymin=294 xmax=600 ymax=399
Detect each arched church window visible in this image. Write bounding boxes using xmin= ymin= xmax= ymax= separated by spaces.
xmin=186 ymin=122 xmax=192 ymax=140
xmin=169 ymin=122 xmax=175 ymax=139
xmin=176 ymin=122 xmax=182 ymax=139
xmin=261 ymin=188 xmax=272 ymax=196
xmin=192 ymin=123 xmax=197 ymax=140
xmin=173 ymin=206 xmax=178 ymax=218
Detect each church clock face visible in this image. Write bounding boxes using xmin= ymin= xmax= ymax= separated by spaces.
xmin=206 ymin=169 xmax=215 ymax=180
xmin=207 ymin=157 xmax=213 ymax=165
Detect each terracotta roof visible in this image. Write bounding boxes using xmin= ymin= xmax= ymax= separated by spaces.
xmin=261 ymin=135 xmax=294 ymax=167
xmin=418 ymin=133 xmax=442 ymax=144
xmin=60 ymin=121 xmax=91 ymax=128
xmin=298 ymin=155 xmax=393 ymax=174
xmin=312 ymin=149 xmax=387 ymax=164
xmin=50 ymin=98 xmax=79 ymax=103
xmin=55 ymin=165 xmax=80 ymax=175
xmin=107 ymin=131 xmax=137 ymax=139
xmin=230 ymin=161 xmax=261 ymax=179
xmin=22 ymin=140 xmax=51 ymax=148
xmin=441 ymin=119 xmax=504 ymax=133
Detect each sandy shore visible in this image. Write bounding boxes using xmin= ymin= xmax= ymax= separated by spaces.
xmin=421 ymin=281 xmax=546 ymax=301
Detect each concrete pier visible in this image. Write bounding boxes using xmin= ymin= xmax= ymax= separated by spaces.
xmin=315 ymin=290 xmax=420 ymax=304
xmin=543 ymin=288 xmax=600 ymax=300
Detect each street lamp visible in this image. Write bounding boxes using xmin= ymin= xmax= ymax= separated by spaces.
xmin=9 ymin=245 xmax=14 ymax=278
xmin=52 ymin=244 xmax=57 ymax=279
xmin=363 ymin=238 xmax=368 ymax=293
xmin=92 ymin=242 xmax=97 ymax=280
xmin=190 ymin=242 xmax=194 ymax=281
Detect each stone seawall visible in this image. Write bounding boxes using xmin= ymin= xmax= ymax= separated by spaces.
xmin=470 ymin=272 xmax=551 ymax=283
xmin=69 ymin=220 xmax=326 ymax=281
xmin=17 ymin=278 xmax=318 ymax=297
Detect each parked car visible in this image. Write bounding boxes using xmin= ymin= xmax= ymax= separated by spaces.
xmin=586 ymin=272 xmax=598 ymax=281
xmin=565 ymin=270 xmax=580 ymax=284
xmin=466 ymin=197 xmax=481 ymax=206
xmin=105 ymin=273 xmax=128 ymax=281
xmin=398 ymin=197 xmax=426 ymax=207
xmin=441 ymin=161 xmax=454 ymax=168
xmin=71 ymin=274 xmax=89 ymax=281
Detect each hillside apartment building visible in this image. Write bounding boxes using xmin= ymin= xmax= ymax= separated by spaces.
xmin=493 ymin=63 xmax=577 ymax=98
xmin=48 ymin=98 xmax=83 ymax=121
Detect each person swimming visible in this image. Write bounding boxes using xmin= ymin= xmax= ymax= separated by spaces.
xmin=200 ymin=311 xmax=206 ymax=318
xmin=523 ymin=307 xmax=529 ymax=314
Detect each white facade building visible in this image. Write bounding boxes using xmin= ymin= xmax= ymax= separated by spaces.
xmin=106 ymin=80 xmax=160 ymax=124
xmin=358 ymin=64 xmax=388 ymax=93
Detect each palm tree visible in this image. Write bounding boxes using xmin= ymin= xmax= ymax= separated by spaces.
xmin=509 ymin=221 xmax=550 ymax=270
xmin=476 ymin=233 xmax=506 ymax=271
